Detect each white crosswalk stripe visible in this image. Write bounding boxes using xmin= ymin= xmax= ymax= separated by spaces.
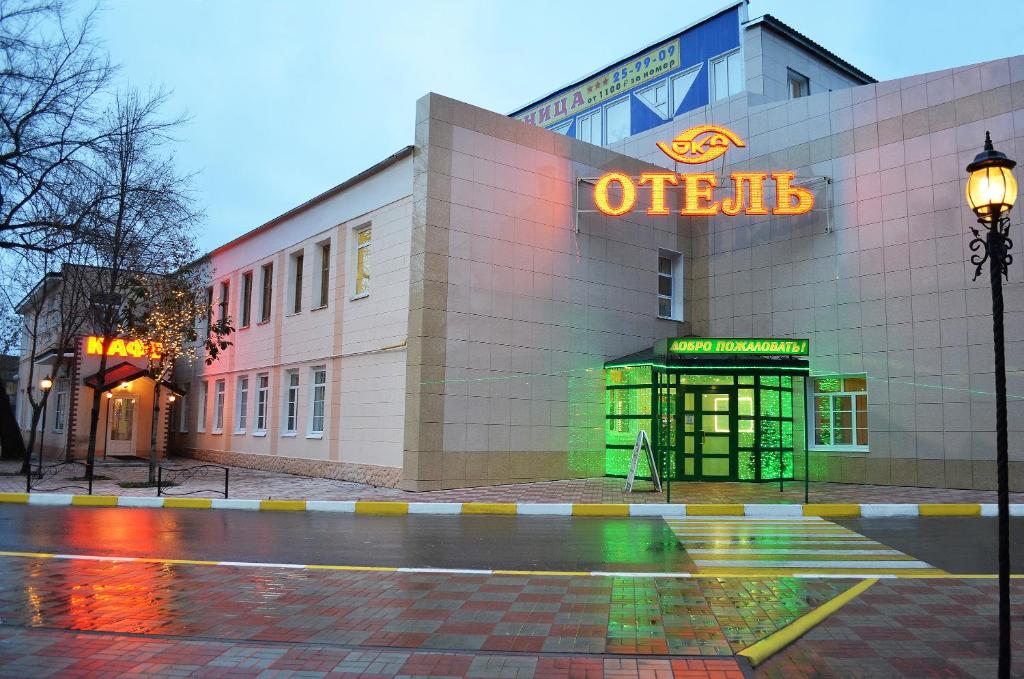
xmin=665 ymin=516 xmax=943 ymax=576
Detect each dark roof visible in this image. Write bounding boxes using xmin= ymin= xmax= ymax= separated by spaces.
xmin=82 ymin=362 xmax=185 ymax=395
xmin=746 ymin=14 xmax=876 ymax=84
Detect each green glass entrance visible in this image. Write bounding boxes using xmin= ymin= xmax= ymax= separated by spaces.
xmin=603 ymin=358 xmax=808 ymax=483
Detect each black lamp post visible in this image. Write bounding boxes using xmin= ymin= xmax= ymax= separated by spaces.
xmin=36 ymin=376 xmax=52 ymax=480
xmin=965 ymin=131 xmax=1018 ymax=679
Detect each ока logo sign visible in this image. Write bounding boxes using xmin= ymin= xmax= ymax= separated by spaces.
xmin=593 ymin=125 xmax=814 ymax=217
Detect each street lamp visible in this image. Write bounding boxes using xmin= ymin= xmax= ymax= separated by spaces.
xmin=965 ymin=131 xmax=1017 ymax=679
xmin=37 ymin=377 xmax=53 ymax=480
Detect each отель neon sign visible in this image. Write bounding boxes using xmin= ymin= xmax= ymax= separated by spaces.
xmin=85 ymin=336 xmax=162 ymax=360
xmin=593 ymin=125 xmax=815 ymax=217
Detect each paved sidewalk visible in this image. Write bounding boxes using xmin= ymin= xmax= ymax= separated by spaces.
xmin=2 ymin=460 xmax=1018 ymax=505
xmin=0 ymin=627 xmax=746 ymax=679
xmin=0 ymin=557 xmax=850 ymax=657
xmin=756 ymin=578 xmax=1024 ymax=678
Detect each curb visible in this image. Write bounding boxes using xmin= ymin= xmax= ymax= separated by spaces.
xmin=0 ymin=493 xmax=1017 ymax=517
xmin=737 ymin=577 xmax=878 ymax=666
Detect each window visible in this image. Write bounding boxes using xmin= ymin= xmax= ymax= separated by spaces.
xmin=240 ymin=271 xmax=253 ymax=328
xmin=178 ymin=390 xmax=189 ymax=433
xmin=576 ymin=109 xmax=601 ymax=145
xmin=354 ymin=228 xmax=371 ymax=296
xmin=197 ymin=381 xmax=208 ymax=432
xmin=810 ymin=376 xmax=868 ymax=449
xmin=657 ymin=251 xmax=683 ymax=320
xmin=260 ymin=263 xmax=273 ymax=323
xmin=788 ymin=69 xmax=809 ymax=99
xmin=204 ymin=287 xmax=214 ymax=329
xmin=53 ymin=378 xmax=67 ymax=433
xmin=309 ymin=366 xmax=326 ymax=436
xmin=218 ymin=281 xmax=229 ymax=324
xmin=317 ymin=242 xmax=331 ymax=308
xmin=284 ymin=370 xmax=299 ymax=434
xmin=235 ymin=376 xmax=248 ymax=433
xmin=550 ymin=119 xmax=572 ymax=135
xmin=255 ymin=373 xmax=269 ymax=432
xmin=711 ymin=49 xmax=743 ymax=101
xmin=291 ymin=251 xmax=304 ymax=313
xmin=604 ymin=97 xmax=630 ymax=145
xmin=213 ymin=379 xmax=225 ymax=432
xmin=637 ymin=80 xmax=670 ymax=119
xmin=670 ymin=65 xmax=701 ymax=116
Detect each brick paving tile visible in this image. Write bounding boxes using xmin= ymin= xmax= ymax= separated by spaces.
xmin=3 ymin=459 xmax=1018 ymax=504
xmin=0 ymin=557 xmax=850 ymax=660
xmin=755 ymin=578 xmax=1024 ymax=678
xmin=0 ymin=627 xmax=747 ymax=678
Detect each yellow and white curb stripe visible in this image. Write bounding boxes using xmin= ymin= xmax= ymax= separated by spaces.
xmin=0 ymin=493 xmax=1016 ymax=517
xmin=666 ymin=516 xmax=943 ymax=575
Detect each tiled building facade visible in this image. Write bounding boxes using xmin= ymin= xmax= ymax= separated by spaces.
xmin=153 ymin=3 xmax=1024 ymax=491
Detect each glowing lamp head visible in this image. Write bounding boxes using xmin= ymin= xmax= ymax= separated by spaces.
xmin=168 ymin=395 xmax=176 ymax=403
xmin=119 ymin=382 xmax=130 ymax=391
xmin=105 ymin=392 xmax=113 ymax=399
xmin=966 ymin=131 xmax=1017 ymax=222
xmin=39 ymin=377 xmax=53 ymax=391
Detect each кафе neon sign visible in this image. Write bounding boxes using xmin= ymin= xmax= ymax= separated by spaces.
xmin=592 ymin=125 xmax=815 ymax=217
xmin=85 ymin=335 xmax=162 ymax=360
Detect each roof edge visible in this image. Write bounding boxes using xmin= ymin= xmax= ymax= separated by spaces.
xmin=746 ymin=14 xmax=876 ymax=84
xmin=206 ymin=145 xmax=414 ymax=260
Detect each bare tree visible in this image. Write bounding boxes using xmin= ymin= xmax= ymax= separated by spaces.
xmin=80 ymin=89 xmax=201 ymax=481
xmin=0 ymin=0 xmax=115 ymax=253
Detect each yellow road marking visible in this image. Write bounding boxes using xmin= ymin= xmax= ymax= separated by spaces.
xmin=260 ymin=500 xmax=307 ymax=511
xmin=461 ymin=503 xmax=517 ymax=515
xmin=919 ymin=503 xmax=981 ymax=517
xmin=162 ymin=498 xmax=213 ymax=509
xmin=571 ymin=504 xmax=629 ymax=517
xmin=0 ymin=493 xmax=29 ymax=504
xmin=685 ymin=504 xmax=745 ymax=516
xmin=70 ymin=495 xmax=118 ymax=507
xmin=354 ymin=501 xmax=409 ymax=515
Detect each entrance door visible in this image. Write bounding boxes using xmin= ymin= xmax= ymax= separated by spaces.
xmin=108 ymin=396 xmax=137 ymax=456
xmin=677 ymin=386 xmax=736 ymax=480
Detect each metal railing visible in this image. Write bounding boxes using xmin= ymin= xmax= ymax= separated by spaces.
xmin=27 ymin=460 xmax=92 ymax=495
xmin=157 ymin=464 xmax=229 ymax=498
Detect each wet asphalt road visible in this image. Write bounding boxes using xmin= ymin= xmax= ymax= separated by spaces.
xmin=839 ymin=516 xmax=1024 ymax=574
xmin=0 ymin=505 xmax=693 ymax=572
xmin=1 ymin=505 xmax=1022 ymax=574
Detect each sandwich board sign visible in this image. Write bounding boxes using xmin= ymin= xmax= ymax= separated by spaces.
xmin=624 ymin=430 xmax=662 ymax=493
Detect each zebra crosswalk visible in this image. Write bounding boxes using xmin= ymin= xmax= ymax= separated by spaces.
xmin=665 ymin=516 xmax=944 ymax=576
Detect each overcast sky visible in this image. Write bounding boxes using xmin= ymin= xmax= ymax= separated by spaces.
xmin=91 ymin=0 xmax=1024 ymax=252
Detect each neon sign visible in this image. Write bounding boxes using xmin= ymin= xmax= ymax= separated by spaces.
xmin=593 ymin=125 xmax=815 ymax=217
xmin=662 ymin=337 xmax=809 ymax=356
xmin=85 ymin=336 xmax=162 ymax=360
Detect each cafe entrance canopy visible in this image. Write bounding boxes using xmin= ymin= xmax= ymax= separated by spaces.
xmin=603 ymin=338 xmax=810 ymax=483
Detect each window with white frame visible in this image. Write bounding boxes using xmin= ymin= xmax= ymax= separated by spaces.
xmin=670 ymin=65 xmax=701 ymax=115
xmin=213 ymin=379 xmax=225 ymax=432
xmin=309 ymin=367 xmax=326 ymax=436
xmin=317 ymin=241 xmax=331 ymax=308
xmin=204 ymin=287 xmax=214 ymax=331
xmin=657 ymin=250 xmax=683 ymax=320
xmin=197 ymin=381 xmax=208 ymax=432
xmin=255 ymin=373 xmax=269 ymax=433
xmin=178 ymin=390 xmax=189 ymax=433
xmin=710 ymin=49 xmax=743 ymax=101
xmin=637 ymin=80 xmax=670 ymax=119
xmin=259 ymin=262 xmax=273 ymax=323
xmin=550 ymin=119 xmax=572 ymax=135
xmin=52 ymin=378 xmax=67 ymax=433
xmin=284 ymin=370 xmax=299 ymax=434
xmin=218 ymin=281 xmax=229 ymax=323
xmin=354 ymin=227 xmax=371 ymax=297
xmin=240 ymin=271 xmax=253 ymax=328
xmin=809 ymin=375 xmax=868 ymax=449
xmin=235 ymin=376 xmax=248 ymax=433
xmin=576 ymin=109 xmax=601 ymax=145
xmin=788 ymin=69 xmax=809 ymax=99
xmin=290 ymin=250 xmax=304 ymax=314
xmin=604 ymin=97 xmax=630 ymax=145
